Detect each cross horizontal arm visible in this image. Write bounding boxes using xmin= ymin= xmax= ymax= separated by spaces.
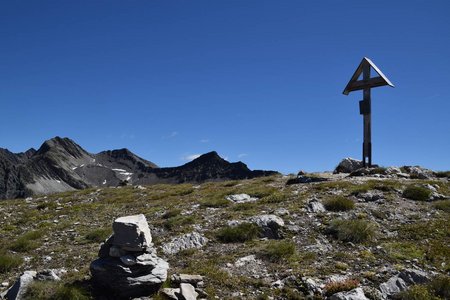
xmin=343 ymin=76 xmax=392 ymax=95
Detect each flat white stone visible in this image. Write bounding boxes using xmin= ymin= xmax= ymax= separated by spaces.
xmin=113 ymin=214 xmax=152 ymax=251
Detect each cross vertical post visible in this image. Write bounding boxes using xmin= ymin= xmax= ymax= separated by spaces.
xmin=342 ymin=57 xmax=394 ymax=168
xmin=362 ymin=63 xmax=371 ymax=167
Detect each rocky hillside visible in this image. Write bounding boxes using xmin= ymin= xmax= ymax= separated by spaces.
xmin=0 ymin=137 xmax=277 ymax=199
xmin=0 ymin=169 xmax=448 ymax=299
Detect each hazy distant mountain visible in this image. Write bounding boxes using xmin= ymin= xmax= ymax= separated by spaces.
xmin=0 ymin=137 xmax=277 ymax=199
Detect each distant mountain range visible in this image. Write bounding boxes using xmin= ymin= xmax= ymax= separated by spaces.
xmin=0 ymin=137 xmax=277 ymax=199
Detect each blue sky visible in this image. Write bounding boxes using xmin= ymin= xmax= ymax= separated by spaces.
xmin=1 ymin=1 xmax=449 ymax=173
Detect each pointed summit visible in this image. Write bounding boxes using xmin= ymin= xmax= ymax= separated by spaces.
xmin=36 ymin=136 xmax=90 ymax=159
xmin=189 ymin=151 xmax=222 ymax=164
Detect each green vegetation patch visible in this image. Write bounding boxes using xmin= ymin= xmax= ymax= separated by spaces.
xmin=24 ymin=281 xmax=91 ymax=300
xmin=260 ymin=240 xmax=296 ymax=262
xmin=383 ymin=242 xmax=424 ymax=261
xmin=403 ymin=185 xmax=432 ymax=201
xmin=396 ymin=285 xmax=440 ymax=300
xmin=261 ymin=192 xmax=288 ymax=204
xmin=9 ymin=230 xmax=44 ymax=252
xmin=163 ymin=215 xmax=196 ymax=231
xmin=428 ymin=275 xmax=450 ymax=300
xmin=327 ymin=219 xmax=375 ymax=243
xmin=216 ymin=223 xmax=260 ymax=243
xmin=433 ymin=200 xmax=450 ymax=212
xmin=162 ymin=208 xmax=182 ymax=219
xmin=199 ymin=195 xmax=230 ymax=208
xmin=85 ymin=228 xmax=111 ymax=243
xmin=323 ymin=196 xmax=355 ymax=212
xmin=0 ymin=252 xmax=23 ymax=273
xmin=395 ymin=219 xmax=449 ymax=269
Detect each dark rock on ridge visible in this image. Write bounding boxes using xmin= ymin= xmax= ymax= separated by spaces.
xmin=0 ymin=137 xmax=277 ymax=199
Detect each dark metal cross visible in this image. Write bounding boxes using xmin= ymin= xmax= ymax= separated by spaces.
xmin=343 ymin=57 xmax=394 ymax=167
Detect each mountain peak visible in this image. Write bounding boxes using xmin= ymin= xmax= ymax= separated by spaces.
xmin=180 ymin=151 xmax=226 ymax=168
xmin=191 ymin=151 xmax=222 ymax=162
xmin=36 ymin=136 xmax=90 ymax=159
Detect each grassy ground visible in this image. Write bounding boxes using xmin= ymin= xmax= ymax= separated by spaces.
xmin=0 ymin=174 xmax=448 ymax=299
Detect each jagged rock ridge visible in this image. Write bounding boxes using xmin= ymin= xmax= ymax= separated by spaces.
xmin=0 ymin=137 xmax=277 ymax=199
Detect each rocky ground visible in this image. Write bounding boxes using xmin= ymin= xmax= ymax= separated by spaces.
xmin=0 ymin=165 xmax=449 ymax=299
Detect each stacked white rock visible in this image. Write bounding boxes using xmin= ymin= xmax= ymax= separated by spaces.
xmin=90 ymin=214 xmax=169 ymax=299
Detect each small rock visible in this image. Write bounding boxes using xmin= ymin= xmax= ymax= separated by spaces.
xmin=180 ymin=283 xmax=198 ymax=300
xmin=36 ymin=269 xmax=60 ymax=281
xmin=330 ymin=287 xmax=369 ymax=300
xmin=195 ymin=288 xmax=208 ymax=298
xmin=226 ymin=194 xmax=258 ymax=203
xmin=307 ymin=198 xmax=325 ymax=213
xmin=271 ymin=279 xmax=283 ymax=288
xmin=160 ymin=288 xmax=180 ymax=300
xmin=171 ymin=274 xmax=204 ymax=287
xmin=109 ymin=245 xmax=128 ymax=258
xmin=120 ymin=255 xmax=137 ymax=266
xmin=274 ymin=208 xmax=290 ymax=216
xmin=358 ymin=191 xmax=384 ymax=202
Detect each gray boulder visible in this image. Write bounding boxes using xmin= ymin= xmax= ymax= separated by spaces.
xmin=250 ymin=214 xmax=284 ymax=239
xmin=330 ymin=287 xmax=369 ymax=300
xmin=398 ymin=268 xmax=430 ymax=285
xmin=379 ymin=269 xmax=430 ymax=299
xmin=334 ymin=158 xmax=363 ymax=174
xmin=379 ymin=276 xmax=407 ymax=298
xmin=162 ymin=232 xmax=208 ymax=255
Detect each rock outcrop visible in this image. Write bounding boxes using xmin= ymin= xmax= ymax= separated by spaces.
xmin=379 ymin=269 xmax=430 ymax=299
xmin=334 ymin=158 xmax=364 ymax=174
xmin=250 ymin=214 xmax=284 ymax=239
xmin=162 ymin=232 xmax=209 ymax=255
xmin=90 ymin=214 xmax=169 ymax=299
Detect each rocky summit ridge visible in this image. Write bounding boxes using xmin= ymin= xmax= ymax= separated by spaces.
xmin=0 ymin=137 xmax=277 ymax=200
